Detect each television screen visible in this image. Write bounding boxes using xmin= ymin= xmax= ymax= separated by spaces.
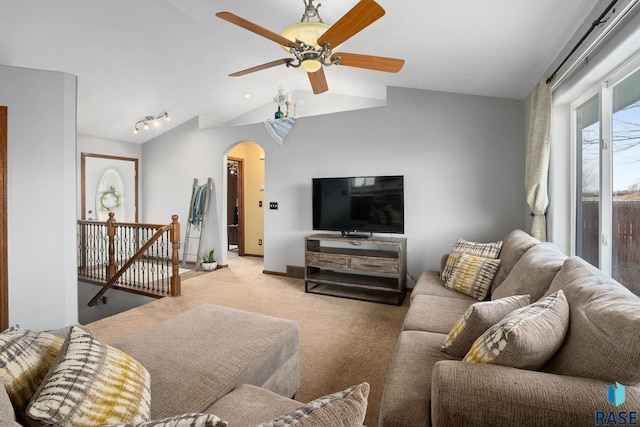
xmin=312 ymin=175 xmax=404 ymax=234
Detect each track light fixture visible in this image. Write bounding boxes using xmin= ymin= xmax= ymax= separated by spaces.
xmin=133 ymin=111 xmax=170 ymax=134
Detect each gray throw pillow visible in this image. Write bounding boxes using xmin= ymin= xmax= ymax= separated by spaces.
xmin=441 ymin=294 xmax=530 ymax=357
xmin=463 ymin=291 xmax=569 ymax=370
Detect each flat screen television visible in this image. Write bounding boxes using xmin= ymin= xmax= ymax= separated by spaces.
xmin=312 ymin=175 xmax=404 ymax=236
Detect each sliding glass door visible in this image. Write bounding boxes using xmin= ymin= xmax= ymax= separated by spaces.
xmin=611 ymin=69 xmax=640 ymax=294
xmin=576 ymin=94 xmax=600 ymax=269
xmin=575 ymin=66 xmax=640 ymax=295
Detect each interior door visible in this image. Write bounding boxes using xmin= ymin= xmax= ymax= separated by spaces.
xmin=228 ymin=157 xmax=245 ymax=256
xmin=1 ymin=106 xmax=8 ymax=331
xmin=81 ymin=153 xmax=138 ymax=222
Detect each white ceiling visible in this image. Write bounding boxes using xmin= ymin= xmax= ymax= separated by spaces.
xmin=0 ymin=0 xmax=600 ymax=143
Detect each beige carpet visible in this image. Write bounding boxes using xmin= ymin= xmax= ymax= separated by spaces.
xmin=86 ymin=254 xmax=409 ymax=426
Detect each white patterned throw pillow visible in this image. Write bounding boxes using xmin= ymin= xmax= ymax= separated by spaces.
xmin=106 ymin=413 xmax=228 ymax=427
xmin=250 ymin=382 xmax=369 ymax=427
xmin=0 ymin=327 xmax=64 ymax=418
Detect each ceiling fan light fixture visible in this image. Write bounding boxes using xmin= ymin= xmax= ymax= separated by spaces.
xmin=301 ymin=59 xmax=322 ymax=73
xmin=280 ymin=21 xmax=330 ymax=51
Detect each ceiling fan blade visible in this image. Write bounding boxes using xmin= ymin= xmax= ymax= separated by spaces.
xmin=331 ymin=52 xmax=405 ymax=73
xmin=308 ymin=68 xmax=329 ymax=94
xmin=317 ymin=0 xmax=385 ymax=48
xmin=216 ymin=12 xmax=300 ymax=49
xmin=229 ymin=59 xmax=293 ymax=77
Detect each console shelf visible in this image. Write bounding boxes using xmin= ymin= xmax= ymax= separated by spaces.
xmin=304 ymin=233 xmax=407 ymax=305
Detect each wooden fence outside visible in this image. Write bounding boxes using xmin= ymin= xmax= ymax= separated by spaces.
xmin=579 ymin=200 xmax=640 ymax=294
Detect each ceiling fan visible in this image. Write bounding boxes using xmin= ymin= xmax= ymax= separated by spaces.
xmin=216 ymin=0 xmax=405 ymax=95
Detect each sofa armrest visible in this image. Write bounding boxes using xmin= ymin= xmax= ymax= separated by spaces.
xmin=432 ymin=361 xmax=640 ymax=427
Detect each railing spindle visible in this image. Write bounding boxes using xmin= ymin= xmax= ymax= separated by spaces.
xmin=78 ymin=214 xmax=182 ymax=305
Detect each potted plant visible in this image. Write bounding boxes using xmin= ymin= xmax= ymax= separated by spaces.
xmin=201 ymin=249 xmax=217 ymax=271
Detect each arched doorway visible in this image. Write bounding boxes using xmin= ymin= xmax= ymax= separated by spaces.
xmin=225 ymin=142 xmax=265 ymax=260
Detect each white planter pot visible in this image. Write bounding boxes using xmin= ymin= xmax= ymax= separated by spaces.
xmin=202 ymin=262 xmax=217 ymax=271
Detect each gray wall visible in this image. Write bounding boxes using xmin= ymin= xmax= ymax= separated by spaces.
xmin=1 ymin=65 xmax=78 ymax=329
xmin=142 ymin=86 xmax=527 ymax=286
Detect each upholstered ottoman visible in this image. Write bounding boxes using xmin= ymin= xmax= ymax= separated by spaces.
xmin=109 ymin=304 xmax=300 ymax=419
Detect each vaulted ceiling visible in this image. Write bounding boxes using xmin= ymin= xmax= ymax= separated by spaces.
xmin=0 ymin=0 xmax=599 ymax=142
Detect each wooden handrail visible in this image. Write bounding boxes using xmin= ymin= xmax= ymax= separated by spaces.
xmin=87 ymin=214 xmax=181 ymax=306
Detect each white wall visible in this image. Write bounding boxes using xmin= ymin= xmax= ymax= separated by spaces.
xmin=142 ymin=86 xmax=526 ymax=286
xmin=1 ymin=65 xmax=78 ymax=329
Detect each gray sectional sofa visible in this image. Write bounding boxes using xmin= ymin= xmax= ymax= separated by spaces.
xmin=379 ymin=229 xmax=640 ymax=427
xmin=1 ymin=304 xmax=369 ymax=426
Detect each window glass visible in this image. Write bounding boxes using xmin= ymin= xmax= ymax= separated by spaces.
xmin=612 ymin=68 xmax=640 ymax=294
xmin=576 ymin=94 xmax=600 ymax=268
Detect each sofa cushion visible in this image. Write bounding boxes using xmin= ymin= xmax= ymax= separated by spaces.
xmin=250 ymin=382 xmax=369 ymax=427
xmin=379 ymin=331 xmax=458 ymax=427
xmin=26 ymin=326 xmax=151 ymax=427
xmin=204 ymin=385 xmax=301 ymax=426
xmin=441 ymin=238 xmax=502 ymax=283
xmin=444 ymin=253 xmax=501 ymax=300
xmin=105 ymin=413 xmax=228 ymax=427
xmin=463 ymin=291 xmax=569 ymax=370
xmin=403 ymin=295 xmax=475 ymax=334
xmin=0 ymin=327 xmax=64 ymax=418
xmin=491 ymin=229 xmax=540 ymax=293
xmin=543 ymin=257 xmax=640 ymax=384
xmin=491 ymin=242 xmax=566 ymax=302
xmin=441 ymin=294 xmax=531 ymax=357
xmin=410 ymin=271 xmax=476 ymax=302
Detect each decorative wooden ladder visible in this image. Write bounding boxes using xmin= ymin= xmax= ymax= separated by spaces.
xmin=182 ymin=178 xmax=213 ymax=270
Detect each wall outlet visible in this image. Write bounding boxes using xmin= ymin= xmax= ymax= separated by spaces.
xmin=258 ymin=239 xmax=263 ymax=245
xmin=259 ymin=200 xmax=262 ymax=207
xmin=269 ymin=202 xmax=278 ymax=210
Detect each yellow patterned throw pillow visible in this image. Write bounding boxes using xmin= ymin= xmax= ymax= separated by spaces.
xmin=26 ymin=326 xmax=151 ymax=427
xmin=463 ymin=290 xmax=569 ymax=370
xmin=441 ymin=238 xmax=502 ymax=282
xmin=0 ymin=327 xmax=64 ymax=418
xmin=441 ymin=294 xmax=530 ymax=357
xmin=444 ymin=253 xmax=501 ymax=300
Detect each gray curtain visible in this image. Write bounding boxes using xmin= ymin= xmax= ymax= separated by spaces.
xmin=525 ymin=80 xmax=552 ymax=241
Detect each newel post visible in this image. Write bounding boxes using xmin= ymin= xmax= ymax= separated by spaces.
xmin=170 ymin=215 xmax=181 ymax=296
xmin=106 ymin=212 xmax=117 ymax=280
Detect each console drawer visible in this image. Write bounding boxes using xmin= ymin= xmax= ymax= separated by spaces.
xmin=350 ymin=256 xmax=399 ymax=274
xmin=306 ymin=252 xmax=349 ymax=270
